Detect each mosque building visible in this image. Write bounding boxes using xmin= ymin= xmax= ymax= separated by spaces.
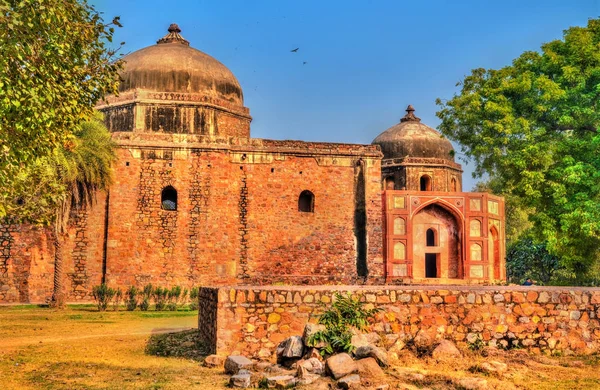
xmin=0 ymin=25 xmax=505 ymax=303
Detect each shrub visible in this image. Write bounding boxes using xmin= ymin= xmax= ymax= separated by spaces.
xmin=125 ymin=286 xmax=138 ymax=311
xmin=112 ymin=288 xmax=123 ymax=311
xmin=154 ymin=286 xmax=168 ymax=311
xmin=180 ymin=288 xmax=189 ymax=308
xmin=167 ymin=286 xmax=182 ymax=311
xmin=189 ymin=287 xmax=199 ymax=311
xmin=92 ymin=284 xmax=116 ymax=311
xmin=140 ymin=283 xmax=153 ymax=311
xmin=307 ymin=292 xmax=381 ymax=356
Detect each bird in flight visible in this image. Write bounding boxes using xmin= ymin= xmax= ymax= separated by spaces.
xmin=303 ymin=61 xmax=307 ymax=65
xmin=290 ymin=48 xmax=299 ymax=52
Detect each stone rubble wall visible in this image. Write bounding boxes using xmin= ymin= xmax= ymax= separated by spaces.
xmin=199 ymin=285 xmax=600 ymax=359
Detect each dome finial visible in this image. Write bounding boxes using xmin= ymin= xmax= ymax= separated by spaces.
xmin=157 ymin=23 xmax=190 ymax=46
xmin=400 ymin=104 xmax=421 ymax=123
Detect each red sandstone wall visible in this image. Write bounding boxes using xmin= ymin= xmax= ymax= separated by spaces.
xmin=200 ymin=285 xmax=600 ymax=359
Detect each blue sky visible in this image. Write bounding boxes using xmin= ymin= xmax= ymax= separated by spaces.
xmin=91 ymin=0 xmax=599 ymax=190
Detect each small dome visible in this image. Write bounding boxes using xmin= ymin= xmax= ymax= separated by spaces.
xmin=118 ymin=24 xmax=243 ymax=105
xmin=372 ymin=105 xmax=454 ymax=160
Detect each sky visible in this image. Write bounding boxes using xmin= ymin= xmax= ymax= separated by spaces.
xmin=91 ymin=0 xmax=599 ymax=190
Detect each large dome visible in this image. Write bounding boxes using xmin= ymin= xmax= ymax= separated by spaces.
xmin=118 ymin=24 xmax=244 ymax=106
xmin=372 ymin=105 xmax=454 ymax=160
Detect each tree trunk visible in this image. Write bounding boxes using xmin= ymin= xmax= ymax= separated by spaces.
xmin=50 ymin=232 xmax=65 ymax=309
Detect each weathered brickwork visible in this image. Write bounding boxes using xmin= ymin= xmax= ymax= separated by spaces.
xmin=199 ymin=285 xmax=600 ymax=359
xmin=0 ymin=139 xmax=384 ymax=303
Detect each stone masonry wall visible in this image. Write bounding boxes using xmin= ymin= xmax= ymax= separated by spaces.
xmin=199 ymin=285 xmax=600 ymax=359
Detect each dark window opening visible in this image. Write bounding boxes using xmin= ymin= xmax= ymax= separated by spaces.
xmin=425 ymin=254 xmax=437 ymax=278
xmin=161 ymin=186 xmax=177 ymax=211
xmin=426 ymin=228 xmax=436 ymax=246
xmin=420 ymin=175 xmax=432 ymax=191
xmin=298 ymin=190 xmax=314 ymax=213
xmin=385 ymin=177 xmax=395 ymax=190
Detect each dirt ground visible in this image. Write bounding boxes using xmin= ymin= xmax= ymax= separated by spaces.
xmin=1 ymin=305 xmax=600 ymax=389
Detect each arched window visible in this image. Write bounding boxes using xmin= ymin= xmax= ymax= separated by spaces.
xmin=470 ymin=243 xmax=482 ymax=261
xmin=393 ymin=218 xmax=406 ymax=235
xmin=426 ymin=228 xmax=436 ymax=246
xmin=298 ymin=190 xmax=315 ymax=213
xmin=420 ymin=175 xmax=432 ymax=191
xmin=450 ymin=178 xmax=457 ymax=192
xmin=470 ymin=219 xmax=481 ymax=237
xmin=393 ymin=242 xmax=406 ymax=260
xmin=161 ymin=186 xmax=177 ymax=211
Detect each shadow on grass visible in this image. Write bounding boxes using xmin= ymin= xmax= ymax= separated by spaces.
xmin=145 ymin=329 xmax=210 ymax=361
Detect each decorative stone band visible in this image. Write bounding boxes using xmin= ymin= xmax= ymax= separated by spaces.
xmin=96 ymin=89 xmax=251 ymax=118
xmin=198 ymin=285 xmax=600 ymax=358
xmin=382 ymin=156 xmax=462 ymax=171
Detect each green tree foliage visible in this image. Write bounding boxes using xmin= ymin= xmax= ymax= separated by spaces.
xmin=437 ymin=19 xmax=600 ymax=273
xmin=0 ymin=0 xmax=122 ymax=217
xmin=506 ymin=237 xmax=562 ymax=285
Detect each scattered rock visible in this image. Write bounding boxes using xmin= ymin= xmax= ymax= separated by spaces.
xmin=354 ymin=345 xmax=389 ymax=367
xmin=229 ymin=371 xmax=251 ymax=388
xmin=356 ymin=357 xmax=385 ymax=379
xmin=203 ymin=354 xmax=225 ymax=368
xmin=279 ymin=336 xmax=305 ymax=359
xmin=296 ymin=373 xmax=321 ymax=385
xmin=457 ymin=377 xmax=489 ymax=390
xmin=224 ymin=355 xmax=254 ymax=375
xmin=412 ymin=330 xmax=433 ymax=353
xmin=350 ymin=331 xmax=370 ymax=349
xmin=478 ymin=360 xmax=508 ymax=375
xmin=298 ymin=357 xmax=325 ymax=375
xmin=326 ymin=353 xmax=358 ymax=380
xmin=375 ymin=385 xmax=390 ymax=390
xmin=303 ymin=323 xmax=327 ymax=348
xmin=365 ymin=332 xmax=382 ymax=346
xmin=255 ymin=361 xmax=272 ymax=371
xmin=304 ymin=347 xmax=322 ymax=360
xmin=337 ymin=373 xmax=360 ymax=389
xmin=432 ymin=340 xmax=461 ymax=359
xmin=266 ymin=375 xmax=296 ymax=389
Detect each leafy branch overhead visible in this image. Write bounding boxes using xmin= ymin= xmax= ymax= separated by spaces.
xmin=0 ymin=0 xmax=123 ymax=217
xmin=436 ymin=18 xmax=600 ymax=273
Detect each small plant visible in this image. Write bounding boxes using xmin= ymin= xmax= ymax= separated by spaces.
xmin=112 ymin=288 xmax=123 ymax=311
xmin=167 ymin=286 xmax=182 ymax=311
xmin=154 ymin=286 xmax=168 ymax=311
xmin=307 ymin=292 xmax=381 ymax=356
xmin=180 ymin=288 xmax=189 ymax=308
xmin=126 ymin=286 xmax=138 ymax=311
xmin=140 ymin=283 xmax=153 ymax=311
xmin=189 ymin=287 xmax=199 ymax=311
xmin=467 ymin=334 xmax=485 ymax=352
xmin=92 ymin=284 xmax=116 ymax=311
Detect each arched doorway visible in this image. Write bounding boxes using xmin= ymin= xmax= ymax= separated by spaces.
xmin=489 ymin=226 xmax=500 ymax=279
xmin=412 ymin=203 xmax=462 ymax=279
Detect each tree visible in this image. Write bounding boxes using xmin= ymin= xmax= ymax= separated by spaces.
xmin=506 ymin=237 xmax=562 ymax=285
xmin=49 ymin=113 xmax=116 ymax=307
xmin=0 ymin=0 xmax=122 ymax=217
xmin=436 ymin=18 xmax=600 ymax=274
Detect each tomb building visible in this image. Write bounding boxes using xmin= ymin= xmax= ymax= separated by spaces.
xmin=0 ymin=25 xmax=504 ymax=303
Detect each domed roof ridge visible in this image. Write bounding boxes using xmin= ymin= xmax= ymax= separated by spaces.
xmin=117 ymin=24 xmax=244 ymax=105
xmin=372 ymin=105 xmax=454 ymax=161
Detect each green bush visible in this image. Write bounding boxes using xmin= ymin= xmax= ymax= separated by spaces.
xmin=92 ymin=284 xmax=116 ymax=311
xmin=154 ymin=286 xmax=168 ymax=311
xmin=189 ymin=287 xmax=199 ymax=311
xmin=140 ymin=283 xmax=153 ymax=311
xmin=167 ymin=286 xmax=182 ymax=311
xmin=307 ymin=292 xmax=381 ymax=356
xmin=125 ymin=286 xmax=138 ymax=311
xmin=112 ymin=288 xmax=123 ymax=311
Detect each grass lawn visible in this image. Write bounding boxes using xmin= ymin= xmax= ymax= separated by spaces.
xmin=0 ymin=305 xmax=228 ymax=389
xmin=2 ymin=305 xmax=600 ymax=389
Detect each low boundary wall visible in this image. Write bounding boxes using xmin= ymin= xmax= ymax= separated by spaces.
xmin=198 ymin=285 xmax=600 ymax=359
